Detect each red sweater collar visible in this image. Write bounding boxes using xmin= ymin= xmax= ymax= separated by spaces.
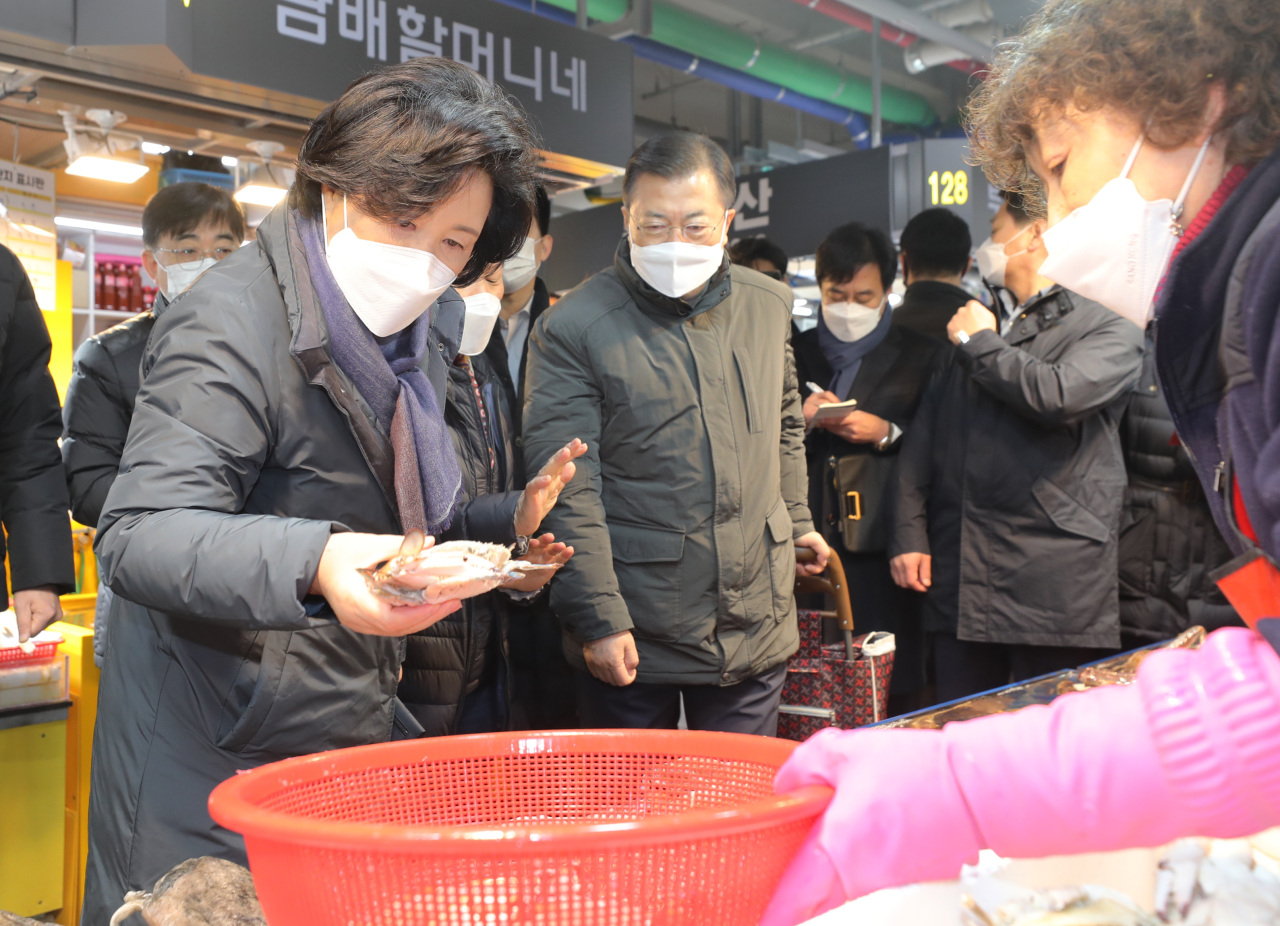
xmin=1171 ymin=163 xmax=1252 ymax=261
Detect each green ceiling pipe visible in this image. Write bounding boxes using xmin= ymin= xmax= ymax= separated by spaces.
xmin=536 ymin=0 xmax=937 ymax=126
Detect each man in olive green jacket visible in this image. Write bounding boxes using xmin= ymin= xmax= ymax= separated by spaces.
xmin=523 ymin=132 xmax=829 ymax=735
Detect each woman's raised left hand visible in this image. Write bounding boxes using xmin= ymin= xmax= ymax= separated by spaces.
xmin=513 ymin=438 xmax=588 ymax=537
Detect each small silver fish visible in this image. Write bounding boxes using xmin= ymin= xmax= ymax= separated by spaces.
xmin=359 ymin=539 xmax=560 ymax=605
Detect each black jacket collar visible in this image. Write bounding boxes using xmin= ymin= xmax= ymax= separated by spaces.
xmin=1005 ymin=285 xmax=1075 ymax=346
xmin=612 ymin=235 xmax=733 ymax=319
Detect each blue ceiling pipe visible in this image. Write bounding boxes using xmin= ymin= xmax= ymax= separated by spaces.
xmin=491 ymin=0 xmax=871 ymax=146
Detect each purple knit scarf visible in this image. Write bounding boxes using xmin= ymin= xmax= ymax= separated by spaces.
xmin=297 ymin=211 xmax=460 ymax=534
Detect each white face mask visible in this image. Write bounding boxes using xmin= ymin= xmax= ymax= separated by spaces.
xmin=324 ymin=194 xmax=458 ymax=337
xmin=823 ymin=297 xmax=886 ymax=343
xmin=458 ymin=292 xmax=502 ymax=356
xmin=156 ymin=255 xmax=217 ymax=301
xmin=1040 ymin=136 xmax=1212 ymax=328
xmin=502 ymin=235 xmax=542 ymax=292
xmin=628 ymin=211 xmax=728 ymax=300
xmin=973 ymin=224 xmax=1033 ymax=288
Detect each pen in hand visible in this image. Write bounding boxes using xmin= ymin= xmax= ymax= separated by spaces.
xmin=806 ymin=381 xmax=824 ymax=395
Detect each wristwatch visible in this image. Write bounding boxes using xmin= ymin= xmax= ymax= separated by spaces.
xmin=955 ymin=329 xmax=971 ymax=345
xmin=875 ymin=422 xmax=902 ymax=451
xmin=513 ymin=534 xmax=531 ymax=557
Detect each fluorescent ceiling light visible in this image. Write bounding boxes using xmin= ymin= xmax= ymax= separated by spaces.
xmin=141 ymin=142 xmax=170 ymax=156
xmin=65 ymin=155 xmax=150 ymax=184
xmin=234 ymin=184 xmax=287 ymax=207
xmin=221 ymin=156 xmax=239 ymax=168
xmin=793 ymin=305 xmax=815 ymax=317
xmin=54 ymin=216 xmax=144 ymax=237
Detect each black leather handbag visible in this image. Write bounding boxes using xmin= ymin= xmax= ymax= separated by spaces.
xmin=829 ymin=452 xmax=897 ymax=552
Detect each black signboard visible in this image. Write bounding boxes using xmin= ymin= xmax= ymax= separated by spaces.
xmin=728 ymin=146 xmax=892 ymax=260
xmin=181 ymin=0 xmax=634 ymax=167
xmin=56 ymin=0 xmax=635 ymax=169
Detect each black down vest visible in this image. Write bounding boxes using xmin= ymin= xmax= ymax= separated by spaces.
xmin=1117 ymin=342 xmax=1241 ymax=644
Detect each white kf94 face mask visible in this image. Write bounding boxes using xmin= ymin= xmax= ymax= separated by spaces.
xmin=502 ymin=235 xmax=542 ymax=292
xmin=324 ymin=194 xmax=458 ymax=337
xmin=823 ymin=297 xmax=886 ymax=343
xmin=628 ymin=211 xmax=728 ymax=300
xmin=458 ymin=292 xmax=502 ymax=356
xmin=158 ymin=256 xmax=218 ymax=301
xmin=1039 ymin=135 xmax=1212 ymax=328
xmin=973 ymin=223 xmax=1034 ymax=289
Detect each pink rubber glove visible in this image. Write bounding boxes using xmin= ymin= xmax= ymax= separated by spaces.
xmin=761 ymin=727 xmax=984 ymax=925
xmin=762 ymin=628 xmax=1280 ymax=926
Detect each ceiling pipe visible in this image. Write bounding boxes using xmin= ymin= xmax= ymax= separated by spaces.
xmin=623 ymin=34 xmax=873 ymax=146
xmin=796 ymin=0 xmax=984 ymax=74
xmin=827 ymin=0 xmax=993 ymax=60
xmin=521 ymin=0 xmax=936 ymax=125
xmin=930 ymin=0 xmax=995 ymax=29
xmin=494 ymin=0 xmax=872 ymax=143
xmin=904 ymin=22 xmax=1002 ymax=73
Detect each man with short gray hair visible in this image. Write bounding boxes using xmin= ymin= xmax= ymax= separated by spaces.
xmin=523 ymin=131 xmax=829 ymax=735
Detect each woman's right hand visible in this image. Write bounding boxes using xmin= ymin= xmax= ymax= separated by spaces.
xmin=310 ymin=532 xmax=460 ymax=635
xmin=803 ymin=390 xmax=840 ymax=426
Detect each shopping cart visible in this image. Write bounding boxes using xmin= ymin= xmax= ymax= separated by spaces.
xmin=776 ymin=546 xmax=896 ymax=741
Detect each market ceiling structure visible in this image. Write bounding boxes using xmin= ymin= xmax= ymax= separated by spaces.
xmin=0 ymin=0 xmax=1042 ymax=202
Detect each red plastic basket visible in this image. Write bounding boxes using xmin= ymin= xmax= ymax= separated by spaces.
xmin=209 ymin=729 xmax=831 ymax=926
xmin=0 ymin=635 xmax=60 ymax=666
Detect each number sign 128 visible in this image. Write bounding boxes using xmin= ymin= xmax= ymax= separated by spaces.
xmin=928 ymin=169 xmax=969 ymax=206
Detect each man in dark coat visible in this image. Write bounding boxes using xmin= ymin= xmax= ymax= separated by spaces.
xmin=524 ymin=132 xmax=829 ymax=735
xmin=485 ymin=187 xmax=581 ymax=731
xmin=60 ymin=182 xmax=244 ymax=664
xmin=493 ymin=185 xmax=554 ymax=409
xmin=890 ymin=207 xmax=1144 ymax=702
xmin=0 ymin=243 xmax=74 ymax=641
xmin=796 ymin=223 xmax=944 ymax=710
xmin=891 ymin=207 xmax=976 ymax=343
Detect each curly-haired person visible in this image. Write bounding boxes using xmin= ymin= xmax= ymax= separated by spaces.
xmin=761 ymin=1 xmax=1280 ymax=923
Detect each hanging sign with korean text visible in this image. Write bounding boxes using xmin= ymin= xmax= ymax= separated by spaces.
xmin=181 ymin=0 xmax=634 ymax=167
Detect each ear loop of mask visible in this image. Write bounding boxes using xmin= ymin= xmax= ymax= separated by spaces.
xmin=1121 ymin=134 xmax=1214 ymax=235
xmin=323 ymin=193 xmax=350 ymax=253
xmin=1170 ymin=136 xmax=1213 ymax=234
xmin=1003 ymin=222 xmax=1037 ymax=261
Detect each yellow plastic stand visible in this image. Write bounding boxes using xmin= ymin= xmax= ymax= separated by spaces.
xmin=53 ymin=620 xmax=99 ymax=926
xmin=0 ymin=708 xmax=67 ymax=916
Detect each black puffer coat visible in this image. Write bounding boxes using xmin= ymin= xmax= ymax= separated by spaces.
xmin=398 ymin=349 xmax=521 ymax=735
xmin=1118 ymin=340 xmax=1240 ymax=644
xmin=0 ymin=243 xmax=74 ymax=608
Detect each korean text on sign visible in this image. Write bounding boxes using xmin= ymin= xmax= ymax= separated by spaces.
xmin=276 ymin=1 xmax=588 ymax=112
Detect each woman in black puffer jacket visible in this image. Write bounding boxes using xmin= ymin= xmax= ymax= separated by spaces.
xmin=398 ymin=265 xmax=567 ymax=735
